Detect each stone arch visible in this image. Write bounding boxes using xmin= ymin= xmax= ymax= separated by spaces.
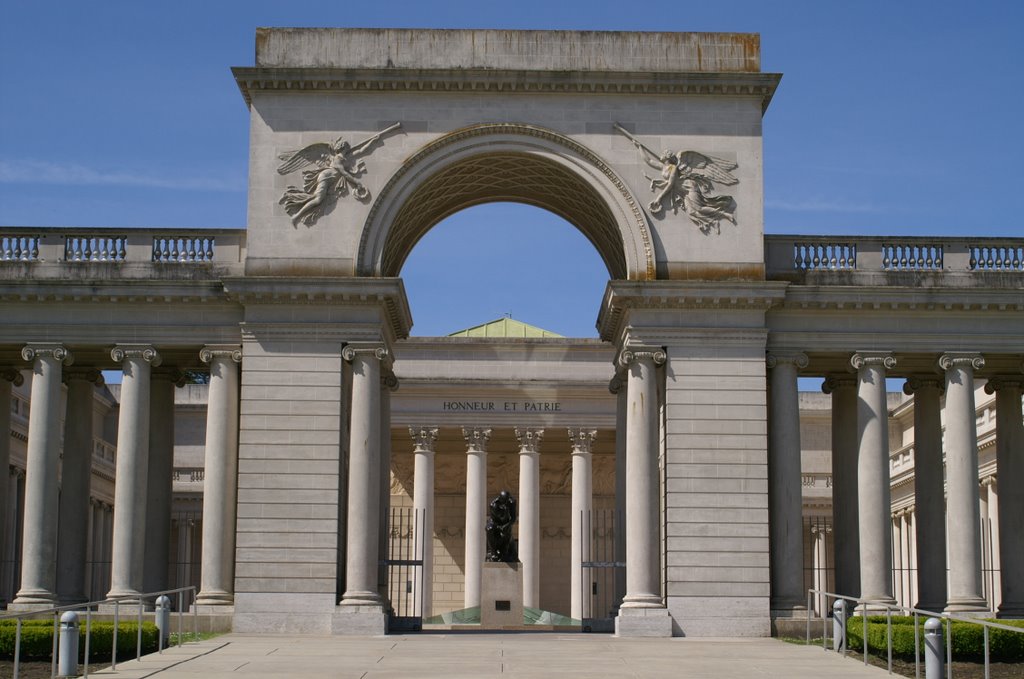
xmin=358 ymin=124 xmax=654 ymax=280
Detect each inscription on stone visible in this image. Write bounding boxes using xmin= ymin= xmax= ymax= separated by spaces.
xmin=442 ymin=401 xmax=562 ymax=412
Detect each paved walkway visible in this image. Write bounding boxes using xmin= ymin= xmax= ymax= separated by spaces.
xmin=87 ymin=633 xmax=891 ymax=678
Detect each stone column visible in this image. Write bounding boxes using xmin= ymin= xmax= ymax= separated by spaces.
xmin=56 ymin=368 xmax=103 ymax=604
xmin=515 ymin=427 xmax=543 ymax=610
xmin=13 ymin=344 xmax=72 ymax=606
xmin=378 ymin=374 xmax=397 ymax=600
xmin=985 ymin=376 xmax=1024 ymax=617
xmin=108 ymin=344 xmax=160 ymax=601
xmin=462 ymin=427 xmax=490 ymax=610
xmin=811 ymin=524 xmax=829 ymax=615
xmin=619 ymin=346 xmax=665 ymax=610
xmin=767 ymin=352 xmax=808 ymax=615
xmin=410 ymin=427 xmax=438 ymax=618
xmin=891 ymin=514 xmax=903 ymax=606
xmin=904 ymin=377 xmax=946 ymax=611
xmin=985 ymin=479 xmax=1001 ymax=611
xmin=823 ymin=376 xmax=860 ymax=598
xmin=143 ymin=369 xmax=183 ymax=597
xmin=939 ymin=353 xmax=987 ymax=613
xmin=340 ymin=343 xmax=386 ymax=607
xmin=610 ymin=375 xmax=627 ymax=612
xmin=851 ymin=352 xmax=897 ymax=609
xmin=0 ymin=369 xmax=23 ymax=605
xmin=569 ymin=427 xmax=597 ymax=621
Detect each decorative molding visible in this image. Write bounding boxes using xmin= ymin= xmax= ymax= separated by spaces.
xmin=409 ymin=427 xmax=439 ymax=453
xmin=568 ymin=428 xmax=598 ymax=454
xmin=821 ymin=375 xmax=857 ymax=394
xmin=514 ymin=428 xmax=544 ymax=454
xmin=276 ymin=123 xmax=401 ymax=226
xmin=111 ymin=344 xmax=161 ymax=367
xmin=766 ymin=352 xmax=808 ymax=370
xmin=0 ymin=369 xmax=24 ymax=387
xmin=617 ymin=346 xmax=666 ymax=369
xmin=903 ymin=376 xmax=944 ymax=396
xmin=199 ymin=344 xmax=242 ymax=364
xmin=850 ymin=352 xmax=896 ymax=371
xmin=614 ymin=123 xmax=738 ymax=233
xmin=462 ymin=427 xmax=491 ymax=454
xmin=22 ymin=343 xmax=73 ymax=366
xmin=937 ymin=352 xmax=985 ymax=373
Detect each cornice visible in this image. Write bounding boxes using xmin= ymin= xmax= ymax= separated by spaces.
xmin=775 ymin=285 xmax=1024 ymax=313
xmin=233 ymin=67 xmax=781 ymax=111
xmin=0 ymin=279 xmax=232 ymax=305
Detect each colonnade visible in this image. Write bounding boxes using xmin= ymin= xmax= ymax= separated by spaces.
xmin=3 ymin=343 xmax=241 ymax=609
xmin=769 ymin=350 xmax=1024 ymax=617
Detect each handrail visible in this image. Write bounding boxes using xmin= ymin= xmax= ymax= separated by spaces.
xmin=806 ymin=588 xmax=1023 ymax=678
xmin=1 ymin=585 xmax=199 ymax=679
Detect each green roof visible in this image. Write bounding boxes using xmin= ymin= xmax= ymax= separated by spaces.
xmin=448 ymin=317 xmax=564 ymax=338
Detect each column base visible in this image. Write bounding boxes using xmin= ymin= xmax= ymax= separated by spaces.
xmin=944 ymin=597 xmax=990 ymax=614
xmin=856 ymin=596 xmax=897 ymax=615
xmin=340 ymin=590 xmax=382 ymax=606
xmin=614 ymin=607 xmax=673 ymax=637
xmin=195 ymin=590 xmax=234 ymax=606
xmin=332 ymin=604 xmax=387 ymax=635
xmin=7 ymin=600 xmax=56 ymax=612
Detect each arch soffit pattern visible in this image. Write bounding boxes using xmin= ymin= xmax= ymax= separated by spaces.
xmin=358 ymin=124 xmax=654 ymax=280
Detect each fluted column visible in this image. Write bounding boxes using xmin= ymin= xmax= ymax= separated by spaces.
xmin=462 ymin=427 xmax=490 ymax=610
xmin=108 ymin=344 xmax=160 ymax=601
xmin=144 ymin=369 xmax=184 ymax=597
xmin=851 ymin=352 xmax=897 ymax=609
xmin=619 ymin=346 xmax=665 ymax=609
xmin=569 ymin=427 xmax=596 ymax=620
xmin=609 ymin=375 xmax=627 ymax=612
xmin=0 ymin=369 xmax=23 ymax=605
xmin=516 ymin=427 xmax=543 ymax=609
xmin=410 ymin=426 xmax=438 ymax=618
xmin=767 ymin=352 xmax=808 ymax=614
xmin=985 ymin=376 xmax=1024 ymax=617
xmin=57 ymin=368 xmax=103 ymax=604
xmin=823 ymin=376 xmax=860 ymax=598
xmin=14 ymin=344 xmax=72 ymax=606
xmin=341 ymin=343 xmax=386 ymax=606
xmin=939 ymin=353 xmax=987 ymax=613
xmin=904 ymin=376 xmax=946 ymax=611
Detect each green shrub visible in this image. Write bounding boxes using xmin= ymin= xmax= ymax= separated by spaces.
xmin=0 ymin=620 xmax=159 ymax=661
xmin=846 ymin=615 xmax=1024 ymax=663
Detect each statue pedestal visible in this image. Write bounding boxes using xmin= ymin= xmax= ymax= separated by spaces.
xmin=480 ymin=562 xmax=523 ymax=628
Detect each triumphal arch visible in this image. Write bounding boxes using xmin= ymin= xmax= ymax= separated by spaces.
xmin=1 ymin=29 xmax=1021 ymax=637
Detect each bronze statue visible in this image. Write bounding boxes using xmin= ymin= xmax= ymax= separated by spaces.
xmin=485 ymin=490 xmax=518 ymax=562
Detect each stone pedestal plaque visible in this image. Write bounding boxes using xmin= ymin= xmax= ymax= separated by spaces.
xmin=480 ymin=562 xmax=523 ymax=628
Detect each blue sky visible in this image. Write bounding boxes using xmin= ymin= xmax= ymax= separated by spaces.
xmin=1 ymin=1 xmax=1022 ymax=338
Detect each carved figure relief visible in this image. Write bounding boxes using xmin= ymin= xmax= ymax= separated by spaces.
xmin=276 ymin=123 xmax=401 ymax=226
xmin=614 ymin=123 xmax=738 ymax=233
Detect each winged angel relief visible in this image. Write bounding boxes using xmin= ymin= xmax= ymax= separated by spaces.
xmin=276 ymin=123 xmax=401 ymax=226
xmin=614 ymin=123 xmax=738 ymax=234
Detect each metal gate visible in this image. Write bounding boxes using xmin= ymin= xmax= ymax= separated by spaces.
xmin=385 ymin=507 xmax=424 ymax=632
xmin=580 ymin=508 xmax=624 ymax=632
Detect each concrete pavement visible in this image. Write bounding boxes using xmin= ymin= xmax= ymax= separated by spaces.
xmin=86 ymin=632 xmax=891 ymax=678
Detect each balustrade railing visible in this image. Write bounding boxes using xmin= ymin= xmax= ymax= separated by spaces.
xmin=1 ymin=235 xmax=41 ymax=262
xmin=768 ymin=235 xmax=1024 ymax=278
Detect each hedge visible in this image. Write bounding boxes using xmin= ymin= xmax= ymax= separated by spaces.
xmin=0 ymin=620 xmax=159 ymax=661
xmin=846 ymin=615 xmax=1024 ymax=663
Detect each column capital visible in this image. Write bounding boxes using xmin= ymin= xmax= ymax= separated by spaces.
xmin=153 ymin=368 xmax=187 ymax=387
xmin=850 ymin=351 xmax=896 ymax=371
xmin=63 ymin=368 xmax=104 ymax=386
xmin=617 ymin=345 xmax=666 ymax=369
xmin=821 ymin=375 xmax=857 ymax=394
xmin=766 ymin=352 xmax=808 ymax=370
xmin=515 ymin=428 xmax=544 ymax=454
xmin=342 ymin=342 xmax=389 ymax=365
xmin=199 ymin=344 xmax=242 ymax=364
xmin=1 ymin=368 xmax=24 ymax=387
xmin=22 ymin=343 xmax=73 ymax=366
xmin=903 ymin=376 xmax=944 ymax=396
xmin=568 ymin=427 xmax=597 ymax=454
xmin=985 ymin=376 xmax=1024 ymax=394
xmin=111 ymin=344 xmax=161 ymax=367
xmin=938 ymin=352 xmax=985 ymax=373
xmin=980 ymin=475 xmax=997 ymax=488
xmin=381 ymin=373 xmax=399 ymax=392
xmin=409 ymin=426 xmax=439 ymax=453
xmin=462 ymin=427 xmax=491 ymax=454
xmin=608 ymin=373 xmax=625 ymax=395
xmin=810 ymin=523 xmax=832 ymax=536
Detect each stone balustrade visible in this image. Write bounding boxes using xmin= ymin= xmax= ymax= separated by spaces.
xmin=766 ymin=235 xmax=1024 ymax=280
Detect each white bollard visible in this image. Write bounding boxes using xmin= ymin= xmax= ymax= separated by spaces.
xmin=832 ymin=599 xmax=846 ymax=652
xmin=924 ymin=617 xmax=944 ymax=679
xmin=57 ymin=611 xmax=79 ymax=678
xmin=155 ymin=595 xmax=171 ymax=650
